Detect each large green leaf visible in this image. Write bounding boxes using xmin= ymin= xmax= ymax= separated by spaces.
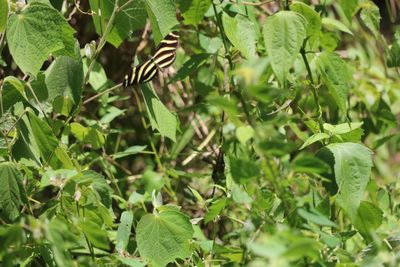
xmin=290 ymin=1 xmax=321 ymax=48
xmin=6 ymin=2 xmax=75 ymax=75
xmin=319 ymin=142 xmax=373 ymax=221
xmin=263 ymin=11 xmax=306 ymax=85
xmin=360 ymin=1 xmax=381 ymax=37
xmin=116 ymin=211 xmax=133 ymax=253
xmin=354 ymin=201 xmax=383 ymax=241
xmin=45 ymin=49 xmax=83 ymax=106
xmin=0 ymin=0 xmax=8 ymax=32
xmin=179 ymin=0 xmax=211 ymax=26
xmin=316 ymin=51 xmax=352 ymax=114
xmin=0 ymin=162 xmax=26 ymax=221
xmin=136 ymin=210 xmax=194 ymax=266
xmin=27 ymin=111 xmax=59 ymax=165
xmin=222 ymin=13 xmax=257 ymax=59
xmin=143 ymin=0 xmax=179 ymax=44
xmin=89 ymin=0 xmax=147 ymax=47
xmin=141 ymin=83 xmax=177 ymax=141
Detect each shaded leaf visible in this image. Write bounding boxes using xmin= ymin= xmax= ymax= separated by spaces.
xmin=316 ymin=52 xmax=352 ymax=113
xmin=0 ymin=162 xmax=26 ymax=221
xmin=179 ymin=0 xmax=211 ymax=26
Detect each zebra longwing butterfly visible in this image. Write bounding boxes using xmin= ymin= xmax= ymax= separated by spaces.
xmin=124 ymin=31 xmax=179 ymax=86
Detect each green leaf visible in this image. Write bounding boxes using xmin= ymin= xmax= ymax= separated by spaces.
xmin=321 ymin=18 xmax=353 ymax=35
xmin=236 ymin=125 xmax=254 ymax=145
xmin=0 ymin=0 xmax=8 ymax=33
xmin=230 ymin=157 xmax=260 ymax=184
xmin=222 ymin=13 xmax=257 ymax=59
xmin=290 ymin=1 xmax=321 ymax=48
xmin=89 ymin=0 xmax=147 ymax=47
xmin=388 ymin=29 xmax=400 ymax=67
xmin=83 ymin=58 xmax=109 ymax=91
xmin=297 ymin=208 xmax=338 ymax=228
xmin=339 ymin=0 xmax=359 ymax=22
xmin=170 ymin=53 xmax=209 ymax=83
xmin=1 ymin=76 xmax=29 ymax=113
xmin=79 ymin=220 xmax=110 ymax=250
xmin=6 ymin=2 xmax=76 ymax=75
xmin=204 ymin=198 xmax=227 ymax=223
xmin=0 ymin=113 xmax=18 ymax=157
xmin=143 ymin=0 xmax=179 ymax=44
xmin=69 ymin=122 xmax=105 ymax=149
xmin=291 ymin=154 xmax=331 ymax=174
xmin=116 ymin=211 xmax=133 ymax=253
xmin=46 ymin=217 xmax=75 ymax=267
xmin=354 ymin=201 xmax=383 ymax=240
xmin=299 ymin=133 xmax=329 ymax=150
xmin=113 ymin=145 xmax=147 ymax=159
xmin=179 ymin=0 xmax=211 ymax=26
xmin=320 ymin=143 xmax=373 ymax=221
xmin=141 ymin=83 xmax=177 ymax=141
xmin=71 ymin=170 xmax=113 ymax=207
xmin=28 ymin=111 xmax=59 ymax=165
xmin=136 ymin=210 xmax=194 ymax=266
xmin=360 ymin=1 xmax=381 ymax=37
xmin=45 ymin=51 xmax=83 ymax=106
xmin=100 ymin=106 xmax=125 ymax=124
xmin=0 ymin=162 xmax=26 ymax=221
xmin=316 ymin=51 xmax=352 ymax=113
xmin=117 ymin=257 xmax=146 ymax=267
xmin=263 ymin=11 xmax=306 ymax=85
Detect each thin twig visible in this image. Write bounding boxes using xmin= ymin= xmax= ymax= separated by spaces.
xmin=230 ymin=0 xmax=275 ymax=6
xmin=83 ymin=83 xmax=122 ymax=104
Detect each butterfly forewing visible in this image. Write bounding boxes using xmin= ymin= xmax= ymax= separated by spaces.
xmin=124 ymin=31 xmax=179 ymax=86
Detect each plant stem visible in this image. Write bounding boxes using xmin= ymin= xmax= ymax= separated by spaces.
xmin=212 ymin=1 xmax=254 ymax=127
xmin=300 ymin=45 xmax=323 ymax=132
xmin=84 ymin=0 xmax=121 ymax=84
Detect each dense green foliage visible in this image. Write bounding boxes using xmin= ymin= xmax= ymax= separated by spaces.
xmin=0 ymin=0 xmax=400 ymax=266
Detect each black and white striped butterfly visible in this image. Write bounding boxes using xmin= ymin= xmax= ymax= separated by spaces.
xmin=124 ymin=31 xmax=179 ymax=86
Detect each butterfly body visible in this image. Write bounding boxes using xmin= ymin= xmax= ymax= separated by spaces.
xmin=124 ymin=31 xmax=179 ymax=86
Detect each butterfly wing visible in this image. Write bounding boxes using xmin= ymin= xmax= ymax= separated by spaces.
xmin=152 ymin=31 xmax=179 ymax=68
xmin=124 ymin=31 xmax=179 ymax=86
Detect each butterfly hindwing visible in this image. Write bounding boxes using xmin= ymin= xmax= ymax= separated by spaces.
xmin=124 ymin=31 xmax=179 ymax=86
